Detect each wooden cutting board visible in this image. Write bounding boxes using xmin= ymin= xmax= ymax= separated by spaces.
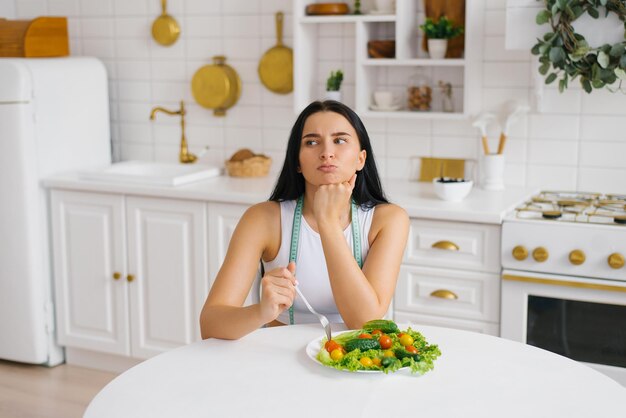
xmin=422 ymin=0 xmax=465 ymax=59
xmin=0 ymin=17 xmax=69 ymax=57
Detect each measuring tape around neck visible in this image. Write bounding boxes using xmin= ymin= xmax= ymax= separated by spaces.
xmin=288 ymin=195 xmax=363 ymax=325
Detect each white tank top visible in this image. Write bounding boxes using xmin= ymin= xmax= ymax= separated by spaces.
xmin=263 ymin=200 xmax=375 ymax=325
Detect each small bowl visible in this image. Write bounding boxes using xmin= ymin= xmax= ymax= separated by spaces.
xmin=432 ymin=178 xmax=473 ymax=202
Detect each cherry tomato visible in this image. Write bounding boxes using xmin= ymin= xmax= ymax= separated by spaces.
xmin=358 ymin=333 xmax=373 ymax=339
xmin=399 ymin=334 xmax=414 ymax=346
xmin=330 ymin=348 xmax=344 ymax=361
xmin=360 ymin=357 xmax=373 ymax=367
xmin=405 ymin=345 xmax=419 ymax=354
xmin=379 ymin=335 xmax=392 ymax=349
xmin=371 ymin=329 xmax=383 ymax=336
xmin=372 ymin=357 xmax=382 ymax=367
xmin=383 ymin=350 xmax=395 ymax=358
xmin=325 ymin=340 xmax=341 ymax=353
xmin=397 ymin=332 xmax=405 ymax=338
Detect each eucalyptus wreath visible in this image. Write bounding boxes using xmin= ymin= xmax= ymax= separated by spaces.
xmin=531 ymin=0 xmax=626 ymax=93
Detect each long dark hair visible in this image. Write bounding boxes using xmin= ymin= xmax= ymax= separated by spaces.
xmin=269 ymin=100 xmax=388 ymax=208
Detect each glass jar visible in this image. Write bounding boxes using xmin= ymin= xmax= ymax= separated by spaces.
xmin=407 ymin=71 xmax=432 ymax=111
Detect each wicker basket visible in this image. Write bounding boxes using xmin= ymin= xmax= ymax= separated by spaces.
xmin=225 ymin=149 xmax=272 ymax=177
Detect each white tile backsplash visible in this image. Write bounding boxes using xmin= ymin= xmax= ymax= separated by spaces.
xmin=527 ymin=139 xmax=578 ymax=166
xmin=80 ymin=0 xmax=113 ymax=16
xmin=579 ymin=142 xmax=626 ymax=169
xmin=529 ymin=115 xmax=580 ymax=141
xmin=14 ymin=0 xmax=625 ymax=192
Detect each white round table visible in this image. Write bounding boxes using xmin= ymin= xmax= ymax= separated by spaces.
xmin=85 ymin=324 xmax=626 ymax=418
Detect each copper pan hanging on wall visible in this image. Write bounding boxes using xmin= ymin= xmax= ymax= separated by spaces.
xmin=258 ymin=11 xmax=293 ymax=94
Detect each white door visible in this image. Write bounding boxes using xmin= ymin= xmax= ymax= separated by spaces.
xmin=126 ymin=197 xmax=207 ymax=359
xmin=207 ymin=202 xmax=259 ymax=305
xmin=50 ymin=190 xmax=130 ymax=356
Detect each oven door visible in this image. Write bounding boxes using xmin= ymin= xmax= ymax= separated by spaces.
xmin=501 ymin=269 xmax=626 ymax=386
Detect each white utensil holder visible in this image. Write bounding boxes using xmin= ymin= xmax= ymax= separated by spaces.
xmin=480 ymin=154 xmax=505 ymax=190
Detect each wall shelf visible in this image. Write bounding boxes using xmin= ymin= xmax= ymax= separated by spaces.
xmin=294 ymin=0 xmax=484 ymax=120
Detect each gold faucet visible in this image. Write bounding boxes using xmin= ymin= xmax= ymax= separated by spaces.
xmin=149 ymin=100 xmax=197 ymax=163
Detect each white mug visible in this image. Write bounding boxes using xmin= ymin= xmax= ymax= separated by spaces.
xmin=373 ymin=91 xmax=393 ymax=108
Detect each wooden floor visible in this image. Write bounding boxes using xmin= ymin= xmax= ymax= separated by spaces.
xmin=0 ymin=360 xmax=117 ymax=418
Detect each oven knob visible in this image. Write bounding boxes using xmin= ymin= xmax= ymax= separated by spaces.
xmin=532 ymin=247 xmax=549 ymax=262
xmin=512 ymin=246 xmax=528 ymax=261
xmin=608 ymin=253 xmax=624 ymax=269
xmin=569 ymin=250 xmax=585 ymax=265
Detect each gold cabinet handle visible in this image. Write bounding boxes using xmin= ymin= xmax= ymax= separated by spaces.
xmin=512 ymin=245 xmax=528 ymax=261
xmin=430 ymin=289 xmax=458 ymax=300
xmin=127 ymin=274 xmax=135 ymax=282
xmin=608 ymin=253 xmax=624 ymax=269
xmin=113 ymin=272 xmax=121 ymax=280
xmin=569 ymin=249 xmax=586 ymax=265
xmin=532 ymin=247 xmax=549 ymax=262
xmin=431 ymin=240 xmax=459 ymax=251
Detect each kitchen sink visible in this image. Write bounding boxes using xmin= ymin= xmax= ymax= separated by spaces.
xmin=79 ymin=160 xmax=222 ymax=186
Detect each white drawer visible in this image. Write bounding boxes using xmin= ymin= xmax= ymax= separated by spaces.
xmin=394 ymin=265 xmax=500 ymax=323
xmin=394 ymin=311 xmax=500 ymax=336
xmin=405 ymin=219 xmax=501 ymax=273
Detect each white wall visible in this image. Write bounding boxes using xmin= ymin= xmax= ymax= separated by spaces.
xmin=0 ymin=0 xmax=16 ymax=18
xmin=12 ymin=0 xmax=626 ymax=193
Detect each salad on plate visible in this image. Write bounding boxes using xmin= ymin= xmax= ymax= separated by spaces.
xmin=313 ymin=319 xmax=441 ymax=374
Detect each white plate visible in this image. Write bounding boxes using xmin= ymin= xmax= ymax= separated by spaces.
xmin=368 ymin=9 xmax=394 ymax=15
xmin=369 ymin=104 xmax=402 ymax=111
xmin=305 ymin=335 xmax=409 ymax=374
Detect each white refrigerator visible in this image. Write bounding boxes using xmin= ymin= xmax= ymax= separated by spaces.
xmin=0 ymin=57 xmax=112 ymax=366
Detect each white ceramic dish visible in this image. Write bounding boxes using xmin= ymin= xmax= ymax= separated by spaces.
xmin=305 ymin=335 xmax=409 ymax=374
xmin=432 ymin=178 xmax=473 ymax=202
xmin=369 ymin=104 xmax=402 ymax=111
xmin=368 ymin=10 xmax=394 ymax=15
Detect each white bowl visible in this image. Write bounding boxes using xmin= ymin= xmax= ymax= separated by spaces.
xmin=432 ymin=178 xmax=473 ymax=202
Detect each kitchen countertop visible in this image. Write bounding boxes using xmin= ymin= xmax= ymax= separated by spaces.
xmin=43 ymin=173 xmax=537 ymax=224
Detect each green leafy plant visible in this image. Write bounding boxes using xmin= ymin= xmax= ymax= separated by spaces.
xmin=531 ymin=0 xmax=626 ymax=93
xmin=326 ymin=70 xmax=344 ymax=91
xmin=419 ymin=16 xmax=464 ymax=39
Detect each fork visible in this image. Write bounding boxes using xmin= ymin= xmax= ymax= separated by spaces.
xmin=295 ymin=286 xmax=332 ymax=343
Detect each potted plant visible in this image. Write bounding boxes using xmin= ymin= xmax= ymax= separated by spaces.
xmin=325 ymin=70 xmax=344 ymax=101
xmin=419 ymin=16 xmax=463 ymax=59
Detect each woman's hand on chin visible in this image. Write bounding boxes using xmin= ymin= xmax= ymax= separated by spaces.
xmin=313 ymin=173 xmax=357 ymax=225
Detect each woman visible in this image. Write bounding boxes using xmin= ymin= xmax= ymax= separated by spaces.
xmin=200 ymin=101 xmax=409 ymax=340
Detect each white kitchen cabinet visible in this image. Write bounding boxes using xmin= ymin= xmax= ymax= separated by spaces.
xmin=126 ymin=196 xmax=208 ymax=358
xmin=51 ymin=190 xmax=208 ymax=360
xmin=294 ymin=0 xmax=484 ymax=119
xmin=208 ymin=202 xmax=259 ymax=306
xmin=394 ymin=218 xmax=501 ymax=336
xmin=51 ymin=191 xmax=129 ymax=356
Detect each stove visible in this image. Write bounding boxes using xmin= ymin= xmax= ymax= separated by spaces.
xmin=514 ymin=191 xmax=626 ymax=226
xmin=501 ymin=191 xmax=626 ymax=386
xmin=502 ymin=191 xmax=625 ymax=281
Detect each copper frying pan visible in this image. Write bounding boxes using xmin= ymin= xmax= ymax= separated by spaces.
xmin=258 ymin=12 xmax=293 ymax=94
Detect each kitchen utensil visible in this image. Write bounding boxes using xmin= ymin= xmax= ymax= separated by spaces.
xmin=305 ymin=3 xmax=349 ymax=15
xmin=151 ymin=0 xmax=180 ymax=46
xmin=258 ymin=12 xmax=293 ymax=94
xmin=367 ymin=40 xmax=395 ymax=58
xmin=373 ymin=91 xmax=393 ymax=108
xmin=433 ymin=178 xmax=473 ymax=201
xmin=295 ymin=286 xmax=332 ymax=343
xmin=191 ymin=56 xmax=241 ymax=116
xmin=471 ymin=112 xmax=496 ymax=155
xmin=0 ymin=17 xmax=69 ymax=57
xmin=480 ymin=154 xmax=505 ymax=190
xmin=496 ymin=101 xmax=529 ymax=154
